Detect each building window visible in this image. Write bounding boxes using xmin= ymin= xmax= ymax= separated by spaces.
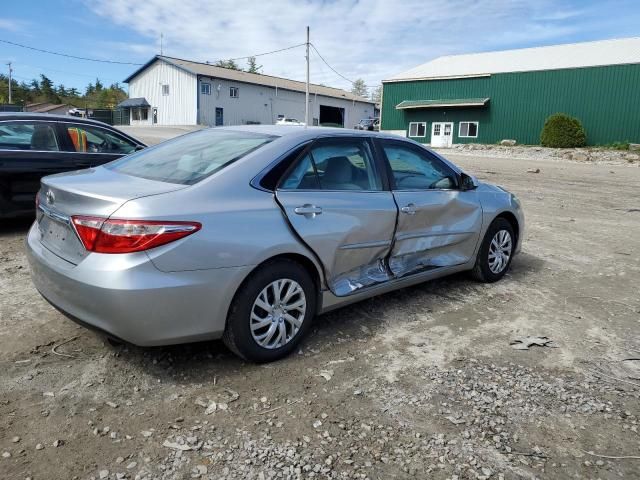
xmin=459 ymin=121 xmax=479 ymax=138
xmin=162 ymin=84 xmax=169 ymax=96
xmin=230 ymin=86 xmax=239 ymax=98
xmin=201 ymin=83 xmax=211 ymax=95
xmin=408 ymin=122 xmax=427 ymax=137
xmin=132 ymin=108 xmax=149 ymax=121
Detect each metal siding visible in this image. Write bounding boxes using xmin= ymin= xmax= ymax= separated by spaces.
xmin=197 ymin=76 xmax=375 ymax=127
xmin=129 ymin=60 xmax=197 ymax=125
xmin=382 ymin=64 xmax=640 ymax=145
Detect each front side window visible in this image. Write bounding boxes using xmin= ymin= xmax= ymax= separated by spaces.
xmin=0 ymin=121 xmax=59 ymax=151
xmin=201 ymin=83 xmax=211 ymax=95
xmin=65 ymin=125 xmax=138 ymax=154
xmin=459 ymin=121 xmax=479 ymax=138
xmin=280 ymin=138 xmax=382 ymax=191
xmin=408 ymin=122 xmax=426 ymax=137
xmin=162 ymin=84 xmax=170 ymax=96
xmin=230 ymin=86 xmax=239 ymax=98
xmin=382 ymin=141 xmax=456 ymax=190
xmin=106 ymin=129 xmax=275 ymax=185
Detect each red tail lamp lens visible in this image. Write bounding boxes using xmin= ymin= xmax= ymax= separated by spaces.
xmin=71 ymin=216 xmax=201 ymax=253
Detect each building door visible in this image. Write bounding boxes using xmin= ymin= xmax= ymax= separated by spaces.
xmin=215 ymin=107 xmax=224 ymax=126
xmin=152 ymin=108 xmax=158 ymax=124
xmin=431 ymin=122 xmax=453 ymax=148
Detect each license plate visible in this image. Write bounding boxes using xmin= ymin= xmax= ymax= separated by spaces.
xmin=39 ymin=215 xmax=72 ymax=245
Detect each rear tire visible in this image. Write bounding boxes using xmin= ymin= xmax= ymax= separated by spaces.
xmin=471 ymin=217 xmax=515 ymax=283
xmin=223 ymin=259 xmax=316 ymax=363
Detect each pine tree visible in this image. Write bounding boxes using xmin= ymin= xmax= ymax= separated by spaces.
xmin=215 ymin=59 xmax=240 ymax=70
xmin=351 ymin=78 xmax=368 ymax=98
xmin=39 ymin=74 xmax=59 ymax=102
xmin=246 ymin=56 xmax=261 ymax=74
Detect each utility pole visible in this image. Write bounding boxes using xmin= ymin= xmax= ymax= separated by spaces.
xmin=305 ymin=26 xmax=309 ymax=129
xmin=6 ymin=62 xmax=12 ymax=104
xmin=160 ymin=33 xmax=164 ymax=55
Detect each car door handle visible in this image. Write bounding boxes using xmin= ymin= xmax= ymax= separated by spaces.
xmin=294 ymin=204 xmax=323 ymax=216
xmin=400 ymin=204 xmax=416 ymax=215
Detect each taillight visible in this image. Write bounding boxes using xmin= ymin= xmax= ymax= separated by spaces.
xmin=71 ymin=216 xmax=201 ymax=254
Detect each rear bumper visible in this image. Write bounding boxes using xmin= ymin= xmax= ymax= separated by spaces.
xmin=26 ymin=223 xmax=253 ymax=346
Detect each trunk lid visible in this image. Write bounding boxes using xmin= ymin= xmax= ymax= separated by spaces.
xmin=37 ymin=167 xmax=187 ymax=264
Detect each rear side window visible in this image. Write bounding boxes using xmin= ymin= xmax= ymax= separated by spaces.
xmin=280 ymin=138 xmax=382 ymax=191
xmin=0 ymin=121 xmax=60 ymax=151
xmin=64 ymin=124 xmax=138 ymax=154
xmin=106 ymin=129 xmax=275 ymax=185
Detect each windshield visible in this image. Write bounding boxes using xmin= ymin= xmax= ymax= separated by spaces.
xmin=106 ymin=129 xmax=275 ymax=185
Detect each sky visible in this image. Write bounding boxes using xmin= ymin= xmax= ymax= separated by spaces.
xmin=1 ymin=0 xmax=639 ymax=96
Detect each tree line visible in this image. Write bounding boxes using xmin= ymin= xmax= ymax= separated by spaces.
xmin=351 ymin=78 xmax=381 ymax=103
xmin=0 ymin=73 xmax=127 ymax=109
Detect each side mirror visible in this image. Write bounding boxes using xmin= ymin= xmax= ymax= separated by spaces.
xmin=460 ymin=173 xmax=478 ymax=191
xmin=134 ymin=145 xmax=145 ymax=152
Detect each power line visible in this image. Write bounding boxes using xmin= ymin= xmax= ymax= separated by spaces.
xmin=310 ymin=43 xmax=377 ymax=89
xmin=1 ymin=37 xmax=306 ymax=71
xmin=309 ymin=43 xmax=356 ymax=85
xmin=212 ymin=43 xmax=306 ymax=63
xmin=0 ymin=38 xmax=144 ymax=65
xmin=16 ymin=62 xmax=121 ymax=84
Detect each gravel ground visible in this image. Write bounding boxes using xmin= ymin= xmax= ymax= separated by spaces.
xmin=440 ymin=143 xmax=640 ymax=165
xmin=1 ymin=148 xmax=639 ymax=480
xmin=119 ymin=126 xmax=205 ymax=146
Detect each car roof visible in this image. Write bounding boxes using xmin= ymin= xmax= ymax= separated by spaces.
xmin=0 ymin=112 xmax=113 ymax=128
xmin=214 ymin=124 xmax=406 ymax=142
xmin=0 ymin=112 xmax=146 ymax=145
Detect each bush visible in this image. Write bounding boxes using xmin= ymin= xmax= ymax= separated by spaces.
xmin=603 ymin=142 xmax=630 ymax=150
xmin=540 ymin=113 xmax=586 ymax=148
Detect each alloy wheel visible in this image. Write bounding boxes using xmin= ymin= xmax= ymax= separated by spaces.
xmin=488 ymin=229 xmax=513 ymax=274
xmin=250 ymin=278 xmax=306 ymax=349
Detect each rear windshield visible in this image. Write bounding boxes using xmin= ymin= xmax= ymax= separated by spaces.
xmin=105 ymin=129 xmax=275 ymax=185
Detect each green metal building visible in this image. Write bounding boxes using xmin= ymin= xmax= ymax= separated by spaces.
xmin=381 ymin=38 xmax=640 ymax=147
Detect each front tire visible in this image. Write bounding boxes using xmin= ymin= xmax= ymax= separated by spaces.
xmin=471 ymin=218 xmax=515 ymax=283
xmin=223 ymin=259 xmax=316 ymax=363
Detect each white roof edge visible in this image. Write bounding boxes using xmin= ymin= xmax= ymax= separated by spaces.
xmin=388 ymin=37 xmax=640 ymax=81
xmin=383 ymin=74 xmax=491 ymax=83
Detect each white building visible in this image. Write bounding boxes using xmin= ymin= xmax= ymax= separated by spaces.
xmin=120 ymin=55 xmax=376 ymax=127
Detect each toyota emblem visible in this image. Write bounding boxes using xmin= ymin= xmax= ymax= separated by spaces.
xmin=45 ymin=190 xmax=55 ymax=206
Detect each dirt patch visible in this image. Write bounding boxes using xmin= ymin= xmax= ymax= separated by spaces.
xmin=1 ymin=154 xmax=639 ymax=479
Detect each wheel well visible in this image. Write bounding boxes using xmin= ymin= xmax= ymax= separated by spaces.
xmin=229 ymin=253 xmax=324 ymax=321
xmin=263 ymin=253 xmax=323 ymax=292
xmin=496 ymin=211 xmax=519 ymax=244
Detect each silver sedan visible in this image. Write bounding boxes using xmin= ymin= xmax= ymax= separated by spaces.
xmin=27 ymin=126 xmax=524 ymax=362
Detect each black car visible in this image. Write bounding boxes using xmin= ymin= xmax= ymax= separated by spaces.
xmin=354 ymin=118 xmax=380 ymax=131
xmin=0 ymin=113 xmax=146 ymax=218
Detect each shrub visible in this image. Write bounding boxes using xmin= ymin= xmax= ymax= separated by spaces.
xmin=604 ymin=142 xmax=630 ymax=151
xmin=540 ymin=113 xmax=586 ymax=148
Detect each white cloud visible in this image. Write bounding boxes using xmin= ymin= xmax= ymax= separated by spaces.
xmin=89 ymin=0 xmax=601 ymax=93
xmin=0 ymin=18 xmax=30 ymax=32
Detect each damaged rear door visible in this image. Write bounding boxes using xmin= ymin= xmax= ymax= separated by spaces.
xmin=275 ymin=137 xmax=397 ymax=296
xmin=379 ymin=139 xmax=482 ymax=277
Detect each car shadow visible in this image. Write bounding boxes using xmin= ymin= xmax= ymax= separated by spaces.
xmin=0 ymin=216 xmax=34 ymax=235
xmin=109 ymin=250 xmax=545 ymax=379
